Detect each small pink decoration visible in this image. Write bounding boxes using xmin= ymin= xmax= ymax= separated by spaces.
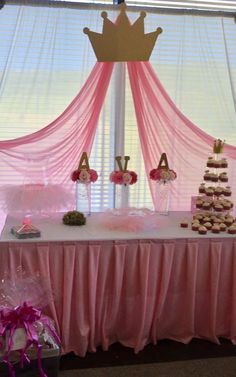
xmin=22 ymin=217 xmax=31 ymax=226
xmin=99 ymin=208 xmax=158 ymax=232
xmin=110 ymin=170 xmax=138 ymax=185
xmin=71 ymin=168 xmax=98 ymax=183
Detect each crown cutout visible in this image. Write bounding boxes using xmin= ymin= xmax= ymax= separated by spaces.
xmin=83 ymin=4 xmax=162 ymax=62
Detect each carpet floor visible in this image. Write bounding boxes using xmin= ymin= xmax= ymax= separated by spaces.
xmin=59 ymin=357 xmax=236 ymax=377
xmin=59 ymin=339 xmax=236 ymax=376
xmin=60 ymin=339 xmax=236 ymax=370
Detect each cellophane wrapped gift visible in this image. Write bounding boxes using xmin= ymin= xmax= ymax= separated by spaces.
xmin=0 ymin=272 xmax=61 ymax=377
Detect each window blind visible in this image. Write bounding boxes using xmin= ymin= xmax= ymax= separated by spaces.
xmin=0 ymin=3 xmax=235 ymax=211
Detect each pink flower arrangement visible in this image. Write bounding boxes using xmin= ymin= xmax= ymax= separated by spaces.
xmin=71 ymin=168 xmax=98 ymax=184
xmin=149 ymin=168 xmax=177 ymax=183
xmin=110 ymin=170 xmax=138 ymax=185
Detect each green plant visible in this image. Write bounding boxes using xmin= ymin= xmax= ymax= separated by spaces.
xmin=62 ymin=211 xmax=86 ymax=226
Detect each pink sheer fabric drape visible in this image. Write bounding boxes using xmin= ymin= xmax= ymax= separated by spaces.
xmin=0 ymin=62 xmax=113 ymax=212
xmin=128 ymin=61 xmax=236 ymax=210
xmin=0 ymin=59 xmax=236 ymax=212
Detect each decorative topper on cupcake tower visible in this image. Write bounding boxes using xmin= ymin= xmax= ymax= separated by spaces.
xmin=213 ymin=139 xmax=225 ymax=154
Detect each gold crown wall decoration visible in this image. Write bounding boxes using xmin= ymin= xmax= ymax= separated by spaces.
xmin=83 ymin=4 xmax=163 ymax=62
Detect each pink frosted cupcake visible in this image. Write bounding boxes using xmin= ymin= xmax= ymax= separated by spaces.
xmin=212 ymin=224 xmax=220 ymax=234
xmin=198 ymin=226 xmax=207 ymax=235
xmin=192 ymin=222 xmax=200 ymax=231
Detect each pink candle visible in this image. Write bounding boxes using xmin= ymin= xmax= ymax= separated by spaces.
xmin=22 ymin=217 xmax=31 ymax=226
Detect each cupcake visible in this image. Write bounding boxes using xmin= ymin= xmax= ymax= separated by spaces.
xmin=192 ymin=222 xmax=200 ymax=231
xmin=219 ymin=223 xmax=227 ymax=232
xmin=214 ymin=203 xmax=223 ymax=212
xmin=203 ymin=170 xmax=211 ymax=181
xmin=228 ymin=226 xmax=236 ymax=234
xmin=204 ymin=222 xmax=212 ymax=230
xmin=194 ymin=214 xmax=204 ymax=221
xmin=202 ymin=202 xmax=211 ymax=210
xmin=212 ymin=224 xmax=220 ymax=233
xmin=220 ymin=158 xmax=228 ymax=168
xmin=203 ymin=216 xmax=211 ymax=223
xmin=210 ymin=173 xmax=218 ymax=182
xmin=213 ymin=160 xmax=221 ymax=169
xmin=180 ymin=220 xmax=188 ymax=228
xmin=219 ymin=172 xmax=228 ymax=182
xmin=225 ymin=217 xmax=234 ymax=227
xmin=225 ymin=215 xmax=234 ymax=221
xmin=198 ymin=183 xmax=205 ymax=194
xmin=217 ymin=214 xmax=226 ymax=222
xmin=198 ymin=225 xmax=207 ymax=235
xmin=205 ymin=188 xmax=214 ymax=197
xmin=222 ymin=201 xmax=231 ymax=211
xmin=213 ymin=217 xmax=222 ymax=224
xmin=210 ymin=215 xmax=217 ymax=223
xmin=224 ymin=186 xmax=231 ymax=196
xmin=196 ymin=199 xmax=203 ymax=209
xmin=215 ymin=186 xmax=223 ymax=196
xmin=207 ymin=157 xmax=214 ymax=168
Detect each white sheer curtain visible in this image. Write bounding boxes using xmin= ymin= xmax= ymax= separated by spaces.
xmin=0 ymin=3 xmax=235 ymax=212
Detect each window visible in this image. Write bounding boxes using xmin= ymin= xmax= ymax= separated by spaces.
xmin=0 ymin=2 xmax=235 ymax=211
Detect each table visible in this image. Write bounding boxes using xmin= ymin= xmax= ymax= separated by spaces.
xmin=0 ymin=212 xmax=236 ymax=356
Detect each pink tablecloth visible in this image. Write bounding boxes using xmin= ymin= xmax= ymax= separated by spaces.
xmin=0 ymin=236 xmax=236 ymax=356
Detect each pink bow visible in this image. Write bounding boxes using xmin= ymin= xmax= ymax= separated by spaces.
xmin=0 ymin=302 xmax=50 ymax=377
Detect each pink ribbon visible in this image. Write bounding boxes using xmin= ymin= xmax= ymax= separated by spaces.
xmin=0 ymin=302 xmax=60 ymax=377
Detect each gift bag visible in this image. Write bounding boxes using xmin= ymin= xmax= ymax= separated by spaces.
xmin=0 ymin=274 xmax=61 ymax=377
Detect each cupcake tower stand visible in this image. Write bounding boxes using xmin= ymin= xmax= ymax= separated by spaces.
xmin=191 ymin=147 xmax=236 ymax=234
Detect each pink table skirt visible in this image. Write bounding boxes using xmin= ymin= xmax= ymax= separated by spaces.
xmin=0 ymin=237 xmax=236 ymax=356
